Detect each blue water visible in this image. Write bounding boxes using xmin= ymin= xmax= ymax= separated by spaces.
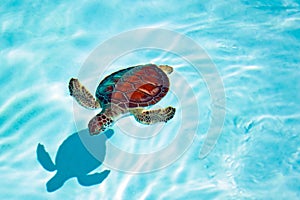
xmin=1 ymin=0 xmax=300 ymax=199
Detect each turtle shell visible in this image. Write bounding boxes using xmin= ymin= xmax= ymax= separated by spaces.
xmin=96 ymin=64 xmax=169 ymax=109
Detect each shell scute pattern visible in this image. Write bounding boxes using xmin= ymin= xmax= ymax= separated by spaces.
xmin=96 ymin=64 xmax=169 ymax=109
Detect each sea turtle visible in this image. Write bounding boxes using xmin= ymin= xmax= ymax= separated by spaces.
xmin=36 ymin=129 xmax=113 ymax=192
xmin=69 ymin=64 xmax=176 ymax=135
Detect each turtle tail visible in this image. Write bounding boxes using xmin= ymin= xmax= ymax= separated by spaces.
xmin=36 ymin=143 xmax=56 ymax=172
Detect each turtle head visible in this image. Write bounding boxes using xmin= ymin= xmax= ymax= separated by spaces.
xmin=88 ymin=113 xmax=113 ymax=135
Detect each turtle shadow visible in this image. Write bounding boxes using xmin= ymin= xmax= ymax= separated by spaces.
xmin=36 ymin=129 xmax=114 ymax=192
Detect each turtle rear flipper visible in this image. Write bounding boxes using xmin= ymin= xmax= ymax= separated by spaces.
xmin=131 ymin=106 xmax=176 ymax=125
xmin=158 ymin=65 xmax=173 ymax=74
xmin=77 ymin=170 xmax=110 ymax=186
xmin=36 ymin=144 xmax=56 ymax=172
xmin=69 ymin=78 xmax=101 ymax=109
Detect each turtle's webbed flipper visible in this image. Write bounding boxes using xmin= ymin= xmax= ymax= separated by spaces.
xmin=69 ymin=78 xmax=100 ymax=109
xmin=131 ymin=106 xmax=176 ymax=125
xmin=36 ymin=144 xmax=56 ymax=172
xmin=77 ymin=170 xmax=110 ymax=186
xmin=158 ymin=65 xmax=173 ymax=74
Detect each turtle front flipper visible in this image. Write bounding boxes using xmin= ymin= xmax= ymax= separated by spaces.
xmin=130 ymin=106 xmax=176 ymax=125
xmin=77 ymin=170 xmax=110 ymax=186
xmin=69 ymin=78 xmax=100 ymax=109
